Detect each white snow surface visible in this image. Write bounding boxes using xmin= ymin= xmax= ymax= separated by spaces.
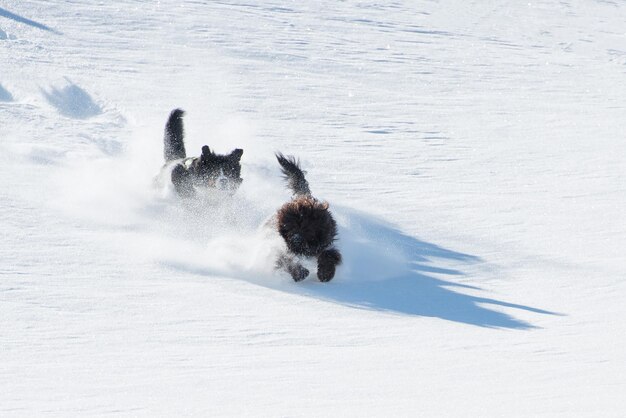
xmin=1 ymin=1 xmax=625 ymax=416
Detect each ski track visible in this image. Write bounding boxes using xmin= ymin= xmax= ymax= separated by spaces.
xmin=1 ymin=0 xmax=625 ymax=416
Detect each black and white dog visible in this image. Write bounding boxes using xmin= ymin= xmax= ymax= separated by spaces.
xmin=159 ymin=108 xmax=243 ymax=198
xmin=271 ymin=153 xmax=342 ymax=282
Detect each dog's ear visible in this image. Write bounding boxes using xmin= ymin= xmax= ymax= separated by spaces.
xmin=200 ymin=145 xmax=213 ymax=164
xmin=229 ymin=148 xmax=244 ymax=161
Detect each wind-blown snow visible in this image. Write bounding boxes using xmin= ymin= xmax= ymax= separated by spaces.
xmin=1 ymin=1 xmax=625 ymax=416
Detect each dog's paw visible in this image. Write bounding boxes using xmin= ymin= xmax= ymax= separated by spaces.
xmin=276 ymin=253 xmax=309 ymax=282
xmin=317 ymin=248 xmax=342 ymax=282
xmin=291 ymin=264 xmax=309 ymax=282
xmin=317 ymin=263 xmax=335 ymax=282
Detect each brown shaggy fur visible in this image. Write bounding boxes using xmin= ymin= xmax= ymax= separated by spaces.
xmin=277 ymin=197 xmax=336 ymax=257
xmin=274 ymin=153 xmax=342 ymax=282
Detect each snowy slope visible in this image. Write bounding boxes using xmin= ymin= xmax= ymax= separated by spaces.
xmin=1 ymin=0 xmax=625 ymax=416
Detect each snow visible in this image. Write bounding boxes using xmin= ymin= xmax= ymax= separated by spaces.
xmin=1 ymin=0 xmax=625 ymax=416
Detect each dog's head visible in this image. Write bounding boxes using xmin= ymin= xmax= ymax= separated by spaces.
xmin=192 ymin=145 xmax=243 ymax=192
xmin=276 ymin=196 xmax=337 ymax=257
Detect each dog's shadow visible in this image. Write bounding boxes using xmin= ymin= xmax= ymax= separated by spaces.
xmin=162 ymin=203 xmax=558 ymax=329
xmin=0 ymin=83 xmax=14 ymax=102
xmin=290 ymin=208 xmax=558 ymax=329
xmin=41 ymin=78 xmax=101 ymax=119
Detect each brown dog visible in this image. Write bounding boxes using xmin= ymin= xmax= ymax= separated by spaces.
xmin=273 ymin=153 xmax=342 ymax=282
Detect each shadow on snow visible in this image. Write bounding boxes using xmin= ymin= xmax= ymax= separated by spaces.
xmin=291 ymin=209 xmax=559 ymax=329
xmin=165 ymin=205 xmax=560 ymax=330
xmin=0 ymin=83 xmax=14 ymax=102
xmin=41 ymin=79 xmax=101 ymax=119
xmin=0 ymin=7 xmax=60 ymax=34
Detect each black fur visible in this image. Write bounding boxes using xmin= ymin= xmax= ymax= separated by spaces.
xmin=161 ymin=109 xmax=243 ymax=197
xmin=317 ymin=248 xmax=342 ymax=282
xmin=276 ymin=253 xmax=309 ymax=282
xmin=274 ymin=153 xmax=342 ymax=282
xmin=276 ymin=153 xmax=311 ymax=196
xmin=164 ymin=108 xmax=186 ymax=161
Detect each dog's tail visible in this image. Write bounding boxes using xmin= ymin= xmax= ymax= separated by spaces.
xmin=276 ymin=153 xmax=312 ymax=197
xmin=164 ymin=108 xmax=186 ymax=162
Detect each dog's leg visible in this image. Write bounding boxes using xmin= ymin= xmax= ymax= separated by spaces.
xmin=171 ymin=164 xmax=195 ymax=197
xmin=276 ymin=253 xmax=309 ymax=282
xmin=317 ymin=247 xmax=342 ymax=282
